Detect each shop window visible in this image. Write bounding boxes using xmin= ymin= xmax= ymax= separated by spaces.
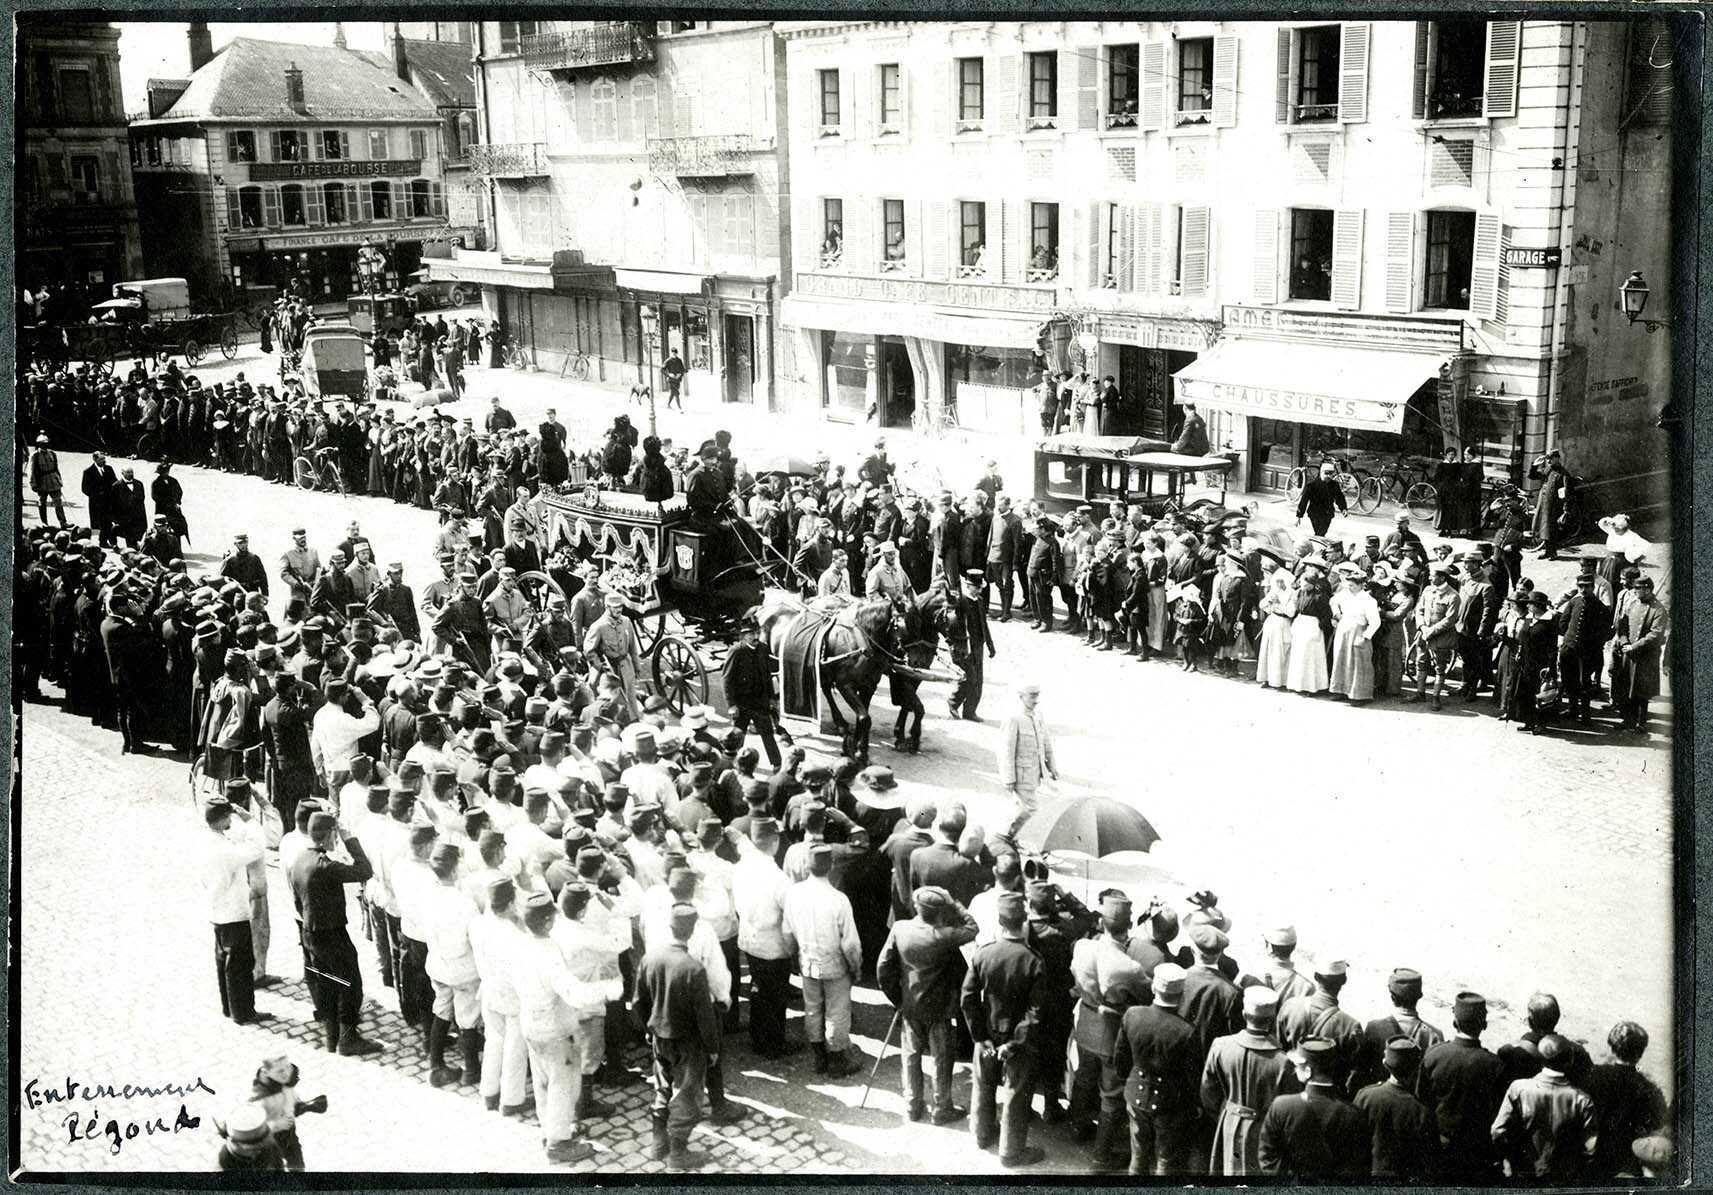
xmin=820 ymin=198 xmax=843 ymax=265
xmin=1424 ymin=19 xmax=1487 ymax=119
xmin=1107 ymin=44 xmax=1139 ymax=127
xmin=1423 ymin=209 xmax=1475 ymax=310
xmin=957 ymin=201 xmax=988 ymax=276
xmin=822 ymin=331 xmax=872 ymax=420
xmin=1177 ymin=37 xmax=1213 ymax=123
xmin=368 ymin=129 xmax=389 ymax=160
xmin=685 ymin=309 xmax=711 ymax=370
xmin=818 ymin=69 xmax=841 ymax=132
xmin=1028 ymin=202 xmax=1059 ymax=282
xmin=877 ymin=64 xmax=902 ymax=132
xmin=498 ymin=21 xmax=537 ymax=54
xmin=323 ymin=182 xmax=346 ymax=224
xmin=1288 ymin=208 xmax=1334 ymax=300
xmin=370 ymin=180 xmax=393 ymax=220
xmin=1295 ymin=25 xmax=1341 ymax=122
xmin=281 ymin=184 xmax=307 ymax=226
xmin=227 ymin=130 xmax=257 ymax=163
xmin=880 ymin=198 xmax=906 ymax=271
xmin=321 ymin=130 xmax=350 ymax=160
xmin=237 ymin=186 xmax=264 ymax=228
xmin=57 ymin=67 xmax=94 ymax=122
xmin=68 ymin=155 xmax=99 ymax=204
xmin=410 ymin=178 xmax=432 ymax=218
xmin=956 ymin=57 xmax=985 ymax=126
xmin=947 ymin=344 xmax=1035 ymax=391
xmin=1027 ymin=52 xmax=1058 ymax=126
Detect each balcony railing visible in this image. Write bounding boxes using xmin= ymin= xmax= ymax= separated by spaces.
xmin=878 ymin=258 xmax=909 ymax=274
xmin=522 ymin=23 xmax=655 ymax=74
xmin=1025 ymin=265 xmax=1059 ymax=284
xmin=469 ymin=142 xmax=549 ymax=179
xmin=646 ymin=134 xmax=759 ymax=178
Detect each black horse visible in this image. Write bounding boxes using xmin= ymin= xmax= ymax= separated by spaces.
xmin=887 ymin=586 xmax=963 ymax=753
xmin=760 ymin=592 xmax=898 ymax=764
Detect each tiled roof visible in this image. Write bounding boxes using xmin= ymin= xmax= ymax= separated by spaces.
xmin=154 ymin=37 xmax=437 ymax=123
xmin=392 ymin=38 xmax=475 ymax=109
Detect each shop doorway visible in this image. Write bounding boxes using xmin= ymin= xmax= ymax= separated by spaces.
xmin=723 ymin=313 xmax=754 ymax=404
xmin=879 ymin=336 xmax=915 ymax=429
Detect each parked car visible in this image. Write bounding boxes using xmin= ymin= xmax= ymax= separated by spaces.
xmin=404 ymin=270 xmax=472 ymax=309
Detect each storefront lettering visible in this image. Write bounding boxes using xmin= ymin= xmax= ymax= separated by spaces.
xmin=1095 ymin=313 xmax=1217 ymax=351
xmin=230 ymin=227 xmax=440 ymax=251
xmin=1588 ymin=376 xmax=1639 ymax=393
xmin=796 ymin=271 xmax=1056 ymax=314
xmin=250 ymin=158 xmax=423 ymax=181
xmin=1221 ymin=305 xmax=1464 ymax=353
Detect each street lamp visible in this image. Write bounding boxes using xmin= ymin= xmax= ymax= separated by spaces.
xmin=1619 ymin=270 xmax=1669 ymax=333
xmin=638 ymin=304 xmax=659 ymax=436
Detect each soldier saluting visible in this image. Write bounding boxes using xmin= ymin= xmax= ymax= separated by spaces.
xmin=288 ymin=810 xmax=385 ymax=1057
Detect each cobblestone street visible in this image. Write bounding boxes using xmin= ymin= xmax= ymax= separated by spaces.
xmin=19 ymin=346 xmax=1678 ymax=1175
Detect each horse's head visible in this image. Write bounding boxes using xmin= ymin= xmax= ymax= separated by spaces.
xmin=902 ymin=586 xmax=961 ymax=666
xmin=853 ymin=597 xmax=899 ymax=655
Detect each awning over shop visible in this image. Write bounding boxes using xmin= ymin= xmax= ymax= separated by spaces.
xmin=424 ymin=254 xmax=556 ymax=291
xmin=1172 ymin=338 xmax=1448 ymax=434
xmin=780 ymin=295 xmax=1041 ymax=350
xmin=615 ymin=268 xmax=711 ymax=295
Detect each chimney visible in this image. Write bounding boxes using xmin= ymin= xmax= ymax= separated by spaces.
xmin=332 ymin=22 xmax=347 ymax=50
xmin=390 ymin=22 xmax=409 ymax=83
xmin=285 ymin=62 xmax=306 ymax=110
xmin=187 ymin=20 xmax=213 ymax=72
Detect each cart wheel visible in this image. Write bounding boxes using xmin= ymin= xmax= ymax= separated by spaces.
xmin=93 ymin=357 xmax=114 ymax=380
xmin=1355 ymin=475 xmax=1383 ymax=515
xmin=632 ymin=613 xmax=665 ymax=656
xmin=1405 ymin=482 xmax=1440 ymax=522
xmin=220 ymin=324 xmax=239 ymax=359
xmin=515 ymin=571 xmax=568 ymax=616
xmin=652 ymin=636 xmax=708 ymax=714
xmin=183 ymin=339 xmax=204 ymax=365
xmin=449 ymin=285 xmax=469 ymax=307
xmin=293 ymin=457 xmax=318 ymax=490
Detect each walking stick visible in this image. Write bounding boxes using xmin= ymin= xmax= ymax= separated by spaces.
xmin=859 ymin=1008 xmax=903 ymax=1110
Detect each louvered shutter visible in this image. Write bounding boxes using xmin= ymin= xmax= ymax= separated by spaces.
xmin=1012 ymin=200 xmax=1031 ymax=283
xmin=929 ymin=62 xmax=950 ymax=142
xmin=1076 ymin=47 xmax=1099 ymax=130
xmin=262 ymin=186 xmax=281 ymax=228
xmin=226 ymin=187 xmax=242 ymax=230
xmin=575 ymin=82 xmax=595 ymax=143
xmin=897 ymin=65 xmax=911 ymax=137
xmin=1086 ymin=201 xmax=1103 ymax=287
xmin=1338 ymin=24 xmax=1371 ymax=124
xmin=1330 ymin=208 xmax=1364 ymax=309
xmin=1483 ymin=21 xmax=1521 ymax=118
xmin=1212 ymin=35 xmax=1239 ymax=127
xmin=848 ymin=194 xmax=870 ymax=271
xmin=1179 ymin=205 xmax=1210 ymax=296
xmin=925 ymin=200 xmax=949 ymax=279
xmin=992 ymin=54 xmax=1020 ymax=135
xmin=432 ymin=183 xmax=446 ymax=217
xmin=617 ymin=79 xmax=635 ymax=141
xmin=1139 ymin=42 xmax=1166 ymax=131
xmin=994 ymin=201 xmax=1012 ymax=283
xmin=1252 ymin=208 xmax=1280 ymax=303
xmin=1058 ymin=51 xmax=1079 ymax=129
xmin=1383 ymin=211 xmax=1415 ymax=313
xmin=791 ymin=192 xmax=811 ymax=266
xmin=393 ymin=180 xmax=409 ymax=219
xmin=1469 ymin=211 xmax=1503 ymax=319
xmin=346 ymin=183 xmax=360 ymax=224
xmin=305 ymin=184 xmax=324 ymax=225
xmin=95 ymin=60 xmax=115 ymax=121
xmin=358 ymin=181 xmax=373 ymax=221
xmin=906 ymin=199 xmax=923 ymax=275
xmin=1114 ymin=204 xmax=1135 ymax=291
xmin=1145 ymin=203 xmax=1166 ymax=295
xmin=1412 ymin=23 xmax=1432 ymax=119
xmin=706 ymin=197 xmax=727 ymax=256
xmin=1493 ymin=224 xmax=1512 ymax=325
xmin=269 ymin=131 xmax=282 ymax=162
xmin=843 ymin=67 xmax=859 ymax=138
xmin=1274 ymin=29 xmax=1293 ymax=123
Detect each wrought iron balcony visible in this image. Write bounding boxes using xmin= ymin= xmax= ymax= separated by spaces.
xmin=522 ymin=23 xmax=655 ymax=74
xmin=646 ymin=134 xmax=759 ymax=177
xmin=468 ymin=142 xmax=549 ymax=179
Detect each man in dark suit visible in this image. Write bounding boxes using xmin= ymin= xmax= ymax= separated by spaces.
xmin=986 ymin=496 xmax=1023 ymax=621
xmin=262 ymin=675 xmax=319 ymax=833
xmin=1178 ymin=924 xmax=1244 ymax=1060
xmin=1023 ymin=880 xmax=1095 ymax=1125
xmin=288 ymin=810 xmax=385 ymax=1056
xmin=1353 ymin=1036 xmax=1440 ymax=1178
xmin=1455 ymin=553 xmax=1498 ymax=700
xmin=1113 ymin=963 xmax=1203 ymax=1175
xmin=1419 ymin=991 xmax=1507 ymax=1182
xmin=1514 ymin=591 xmax=1560 ymax=733
xmin=81 ymin=452 xmax=118 ymax=545
xmin=949 ymin=570 xmax=996 ymax=721
xmin=1556 ymin=570 xmax=1611 ymax=723
xmin=878 ymin=885 xmax=979 ymax=1125
xmin=1259 ymin=1038 xmax=1370 ymax=1177
xmin=961 ymin=891 xmax=1048 ymax=1167
xmin=311 ymin=549 xmax=357 ymax=621
xmin=720 ymin=619 xmax=785 ymax=768
xmin=907 ymin=802 xmax=989 ymax=906
xmin=634 ymin=902 xmax=722 ymax=1170
xmin=1294 ymin=461 xmax=1346 ymax=537
xmin=881 ymin=801 xmax=936 ymax=921
xmin=368 ymin=562 xmax=421 ymax=643
xmin=1353 ymin=967 xmax=1445 ymax=1093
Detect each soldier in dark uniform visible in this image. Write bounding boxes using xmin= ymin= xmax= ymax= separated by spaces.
xmin=960 ymin=890 xmax=1048 ymax=1167
xmin=949 ymin=569 xmax=995 ymax=720
xmin=368 ymin=562 xmax=420 ymax=642
xmin=1258 ymin=1038 xmax=1370 ymax=1178
xmin=379 ymin=682 xmax=420 ymax=774
xmin=878 ymin=886 xmax=979 ymax=1125
xmin=1418 ymin=991 xmax=1507 ymax=1182
xmin=1352 ymin=1036 xmax=1440 ymax=1178
xmin=100 ymin=589 xmax=152 ymax=753
xmin=433 ymin=570 xmax=491 ymax=674
xmin=634 ymin=902 xmax=723 ymax=1170
xmin=1276 ymin=958 xmax=1363 ymax=1095
xmin=287 ymin=810 xmax=385 ymax=1056
xmin=1354 ymin=967 xmax=1445 ymax=1094
xmin=262 ymin=674 xmax=319 ymax=832
xmin=219 ymin=533 xmax=270 ymax=596
xmin=1114 ymin=963 xmax=1203 ymax=1175
xmin=1022 ymin=878 xmax=1094 ymax=1124
xmin=720 ymin=617 xmax=786 ymax=768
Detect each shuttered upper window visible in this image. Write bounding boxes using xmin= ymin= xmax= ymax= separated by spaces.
xmin=1289 ymin=209 xmax=1334 ymax=300
xmin=1424 ymin=210 xmax=1475 ymax=309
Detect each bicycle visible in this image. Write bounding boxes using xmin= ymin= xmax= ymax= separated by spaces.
xmin=502 ymin=340 xmax=531 ymax=371
xmin=1355 ymin=455 xmax=1440 ymax=519
xmin=559 ymin=348 xmax=594 ymax=381
xmin=910 ymin=399 xmax=961 ymax=439
xmin=1286 ymin=456 xmax=1361 ymax=508
xmin=293 ymin=446 xmax=347 ymax=494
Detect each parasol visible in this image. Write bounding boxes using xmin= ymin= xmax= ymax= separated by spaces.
xmin=746 ymin=450 xmax=820 ymax=476
xmin=1015 ymin=795 xmax=1161 ymax=858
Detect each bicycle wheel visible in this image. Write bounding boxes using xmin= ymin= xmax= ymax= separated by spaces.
xmin=1355 ymin=474 xmax=1383 ymax=515
xmin=1285 ymin=467 xmax=1307 ymax=503
xmin=571 ymin=355 xmax=591 ymax=381
xmin=293 ymin=457 xmax=318 ymax=490
xmin=1405 ymin=482 xmax=1439 ymax=521
xmin=325 ymin=464 xmax=347 ymax=496
xmin=188 ymin=754 xmax=210 ymax=808
xmin=1336 ymin=472 xmax=1361 ymax=506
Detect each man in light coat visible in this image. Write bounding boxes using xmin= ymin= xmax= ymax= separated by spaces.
xmin=997 ymin=683 xmax=1056 ymax=826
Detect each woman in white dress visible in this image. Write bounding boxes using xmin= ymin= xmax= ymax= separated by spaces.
xmin=1285 ymin=560 xmax=1332 ymax=694
xmin=1255 ymin=568 xmax=1297 ymax=688
xmin=1328 ymin=565 xmax=1382 ymax=702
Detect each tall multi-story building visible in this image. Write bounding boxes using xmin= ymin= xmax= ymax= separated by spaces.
xmin=379 ymin=22 xmax=486 ymax=243
xmin=17 ymin=18 xmax=144 ymax=295
xmin=129 ymin=25 xmax=477 ymax=303
xmin=432 ymin=20 xmax=789 ymax=408
xmin=779 ymin=19 xmax=1673 ymax=513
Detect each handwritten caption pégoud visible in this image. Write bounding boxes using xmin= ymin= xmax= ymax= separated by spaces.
xmin=23 ymin=1075 xmax=214 ymax=1156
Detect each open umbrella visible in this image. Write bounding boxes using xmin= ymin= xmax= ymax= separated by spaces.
xmin=746 ymin=449 xmax=819 ymax=476
xmin=1015 ymin=795 xmax=1161 ymax=858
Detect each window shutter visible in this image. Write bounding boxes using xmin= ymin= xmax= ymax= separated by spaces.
xmin=269 ymin=130 xmax=282 ymax=162
xmin=1012 ymin=199 xmax=1031 ymax=284
xmin=1252 ymin=208 xmax=1280 ymax=303
xmin=1469 ymin=211 xmax=1503 ymax=320
xmin=1383 ymin=211 xmax=1415 ymax=313
xmin=393 ymin=180 xmax=409 ymax=218
xmin=1086 ymin=201 xmax=1103 ymax=287
xmin=706 ymin=197 xmax=727 ymax=256
xmin=906 ymin=199 xmax=923 ymax=275
xmin=346 ymin=183 xmax=361 ymax=223
xmin=1179 ymin=204 xmax=1210 ymax=296
xmin=1330 ymin=208 xmax=1364 ymax=309
xmin=1075 ymin=47 xmax=1099 ymax=130
xmin=1412 ymin=23 xmax=1431 ymax=120
xmin=1139 ymin=42 xmax=1166 ymax=131
xmin=1483 ymin=21 xmax=1522 ymax=119
xmin=1494 ymin=224 xmax=1512 ymax=325
xmin=1212 ymin=35 xmax=1239 ymax=127
xmin=575 ymin=83 xmax=595 ymax=143
xmin=897 ymin=65 xmax=912 ymax=137
xmin=305 ymin=185 xmax=324 ymax=225
xmin=1115 ymin=204 xmax=1136 ymax=291
xmin=95 ymin=60 xmax=115 ymax=121
xmin=226 ymin=187 xmax=241 ymax=230
xmin=1338 ymin=24 xmax=1371 ymax=124
xmin=992 ymin=54 xmax=1020 ymax=135
xmin=358 ymin=181 xmax=373 ymax=221
xmin=1058 ymin=51 xmax=1079 ymax=129
xmin=341 ymin=132 xmax=352 ymax=159
xmin=994 ymin=201 xmax=1012 ymax=283
xmin=928 ymin=62 xmax=950 ymax=141
xmin=1145 ymin=203 xmax=1166 ymax=295
xmin=262 ymin=186 xmax=281 ymax=228
xmin=843 ymin=67 xmax=859 ymax=138
xmin=1274 ymin=29 xmax=1293 ymax=123
xmin=617 ymin=80 xmax=635 ymax=142
xmin=432 ymin=183 xmax=446 ymax=217
xmin=925 ymin=200 xmax=949 ymax=280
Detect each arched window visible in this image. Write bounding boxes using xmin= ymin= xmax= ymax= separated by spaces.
xmin=323 ymin=182 xmax=347 ymax=224
xmin=280 ymin=184 xmax=306 ymax=226
xmin=410 ymin=178 xmax=432 ymax=219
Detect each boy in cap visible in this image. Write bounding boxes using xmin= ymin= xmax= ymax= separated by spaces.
xmin=216 ymin=1103 xmax=285 ymax=1172
xmin=959 ymin=889 xmax=1047 ymax=1167
xmin=1201 ymin=985 xmax=1294 ymax=1175
xmin=1257 ymin=1038 xmax=1369 ymax=1178
xmin=1352 ymin=1036 xmax=1439 ymax=1178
